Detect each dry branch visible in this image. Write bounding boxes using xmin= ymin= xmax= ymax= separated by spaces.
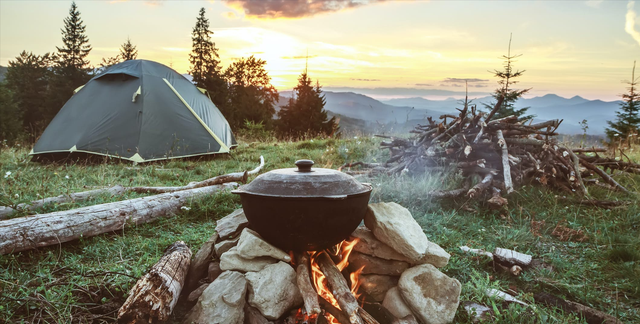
xmin=117 ymin=241 xmax=191 ymax=323
xmin=0 ymin=183 xmax=236 ymax=255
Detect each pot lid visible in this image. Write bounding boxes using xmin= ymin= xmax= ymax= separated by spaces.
xmin=235 ymin=160 xmax=372 ymax=198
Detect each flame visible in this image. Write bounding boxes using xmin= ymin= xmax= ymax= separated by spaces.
xmin=308 ymin=238 xmax=362 ymax=324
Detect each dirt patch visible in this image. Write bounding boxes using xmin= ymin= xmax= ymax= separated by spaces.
xmin=551 ymin=222 xmax=588 ymax=242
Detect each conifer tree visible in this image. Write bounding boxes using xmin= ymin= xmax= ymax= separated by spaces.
xmin=188 ymin=7 xmax=227 ymax=109
xmin=0 ymin=84 xmax=23 ymax=143
xmin=606 ymin=61 xmax=640 ymax=142
xmin=5 ymin=51 xmax=55 ymax=136
xmin=483 ymin=35 xmax=532 ymax=121
xmin=277 ymin=70 xmax=337 ymax=138
xmin=56 ymin=1 xmax=92 ymax=72
xmin=120 ymin=37 xmax=138 ymax=61
xmin=48 ymin=1 xmax=92 ymax=123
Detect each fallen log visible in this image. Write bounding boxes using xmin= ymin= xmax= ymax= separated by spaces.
xmin=0 ymin=156 xmax=264 ymax=219
xmin=316 ymin=251 xmax=364 ymax=324
xmin=117 ymin=241 xmax=191 ymax=323
xmin=0 ymin=183 xmax=236 ymax=255
xmin=534 ymin=292 xmax=621 ymax=324
xmin=579 ymin=159 xmax=630 ymax=194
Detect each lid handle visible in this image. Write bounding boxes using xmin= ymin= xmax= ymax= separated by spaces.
xmin=295 ymin=159 xmax=314 ymax=172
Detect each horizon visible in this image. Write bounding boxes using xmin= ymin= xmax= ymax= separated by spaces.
xmin=1 ymin=0 xmax=639 ymax=102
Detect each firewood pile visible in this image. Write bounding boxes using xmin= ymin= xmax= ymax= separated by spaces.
xmin=341 ymin=98 xmax=640 ymax=208
xmin=119 ymin=203 xmax=462 ymax=324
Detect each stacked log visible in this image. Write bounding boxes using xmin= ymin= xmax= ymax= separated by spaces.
xmin=341 ymin=99 xmax=639 ymax=207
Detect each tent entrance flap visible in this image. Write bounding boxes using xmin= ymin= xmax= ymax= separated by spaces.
xmin=162 ymin=78 xmax=229 ymax=152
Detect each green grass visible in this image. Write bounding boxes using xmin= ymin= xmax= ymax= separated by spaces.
xmin=1 ymin=137 xmax=639 ymax=323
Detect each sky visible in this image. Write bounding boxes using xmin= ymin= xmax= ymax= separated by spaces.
xmin=0 ymin=0 xmax=639 ymax=101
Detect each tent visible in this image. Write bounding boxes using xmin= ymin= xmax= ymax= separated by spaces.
xmin=30 ymin=59 xmax=236 ymax=163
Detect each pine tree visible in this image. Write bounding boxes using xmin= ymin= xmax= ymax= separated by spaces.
xmin=606 ymin=61 xmax=640 ymax=142
xmin=120 ymin=37 xmax=138 ymax=61
xmin=277 ymin=71 xmax=337 ymax=138
xmin=483 ymin=35 xmax=532 ymax=121
xmin=48 ymin=1 xmax=92 ymax=124
xmin=56 ymin=1 xmax=92 ymax=72
xmin=224 ymin=56 xmax=278 ymax=128
xmin=5 ymin=51 xmax=55 ymax=136
xmin=188 ymin=8 xmax=227 ymax=109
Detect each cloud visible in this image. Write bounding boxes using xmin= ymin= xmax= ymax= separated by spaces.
xmin=224 ymin=11 xmax=237 ymax=19
xmin=585 ymin=0 xmax=603 ymax=8
xmin=442 ymin=78 xmax=489 ymax=83
xmin=351 ymin=78 xmax=381 ymax=81
xmin=415 ymin=83 xmax=433 ymax=86
xmin=282 ymin=55 xmax=320 ymax=59
xmin=626 ymin=1 xmax=640 ymax=47
xmin=225 ymin=0 xmax=386 ymax=19
xmin=162 ymin=47 xmax=189 ymax=52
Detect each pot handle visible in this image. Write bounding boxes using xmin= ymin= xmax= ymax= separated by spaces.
xmin=295 ymin=159 xmax=314 ymax=172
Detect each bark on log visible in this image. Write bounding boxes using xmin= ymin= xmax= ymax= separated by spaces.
xmin=296 ymin=253 xmax=322 ymax=316
xmin=496 ymin=130 xmax=514 ymax=194
xmin=534 ymin=292 xmax=621 ymax=324
xmin=566 ymin=148 xmax=588 ymax=196
xmin=0 ymin=156 xmax=264 ymax=219
xmin=0 ymin=183 xmax=237 ymax=255
xmin=0 ymin=185 xmax=127 ymax=219
xmin=467 ymin=173 xmax=494 ymax=198
xmin=117 ymin=241 xmax=192 ymax=323
xmin=483 ymin=95 xmax=505 ymax=122
xmin=358 ymin=307 xmax=382 ymax=324
xmin=319 ymin=296 xmax=352 ymax=324
xmin=571 ymin=148 xmax=607 ymax=153
xmin=316 ymin=251 xmax=364 ymax=324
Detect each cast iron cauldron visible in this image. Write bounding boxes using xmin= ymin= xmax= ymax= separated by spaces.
xmin=232 ymin=160 xmax=372 ymax=252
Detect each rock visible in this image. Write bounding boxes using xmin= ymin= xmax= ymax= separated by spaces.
xmin=398 ymin=264 xmax=461 ymax=324
xmin=215 ymin=234 xmax=241 ymax=257
xmin=244 ymin=304 xmax=273 ymax=324
xmin=493 ymin=248 xmax=532 ymax=267
xmin=419 ymin=241 xmax=450 ymax=268
xmin=186 ymin=233 xmax=218 ymax=291
xmin=382 ymin=287 xmax=413 ymax=319
xmin=216 ymin=209 xmax=249 ymax=240
xmin=349 ymin=252 xmax=410 ymax=276
xmin=182 ymin=271 xmax=247 ymax=324
xmin=364 ymin=202 xmax=430 ymax=263
xmin=462 ymin=301 xmax=493 ymax=323
xmin=220 ymin=247 xmax=278 ymax=273
xmin=359 ymin=274 xmax=398 ymax=302
xmin=208 ymin=261 xmax=223 ymax=282
xmin=351 ymin=226 xmax=412 ymax=262
xmin=245 ymin=262 xmax=303 ymax=320
xmin=187 ymin=283 xmax=210 ymax=302
xmin=237 ymin=228 xmax=291 ymax=262
xmin=392 ymin=315 xmax=420 ymax=324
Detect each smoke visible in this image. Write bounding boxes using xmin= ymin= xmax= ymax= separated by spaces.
xmin=626 ymin=1 xmax=640 ymax=46
xmin=225 ymin=0 xmax=386 ymax=19
xmin=442 ymin=78 xmax=489 ymax=83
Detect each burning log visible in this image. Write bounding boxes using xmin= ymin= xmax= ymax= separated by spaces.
xmin=117 ymin=241 xmax=191 ymax=323
xmin=316 ymin=251 xmax=364 ymax=324
xmin=296 ymin=253 xmax=322 ymax=316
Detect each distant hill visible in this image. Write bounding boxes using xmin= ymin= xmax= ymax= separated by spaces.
xmin=383 ymin=94 xmax=622 ymax=135
xmin=0 ymin=66 xmax=7 ymax=83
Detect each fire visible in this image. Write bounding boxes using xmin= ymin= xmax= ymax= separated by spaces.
xmin=308 ymin=238 xmax=362 ymax=324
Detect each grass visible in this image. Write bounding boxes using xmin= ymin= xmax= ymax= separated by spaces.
xmin=1 ymin=137 xmax=639 ymax=323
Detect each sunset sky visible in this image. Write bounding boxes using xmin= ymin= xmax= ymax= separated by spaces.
xmin=1 ymin=0 xmax=639 ymax=101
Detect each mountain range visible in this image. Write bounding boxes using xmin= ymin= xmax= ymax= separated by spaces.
xmin=279 ymin=91 xmax=622 ymax=135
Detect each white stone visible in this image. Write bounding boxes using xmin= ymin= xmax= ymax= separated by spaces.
xmin=219 ymin=246 xmax=277 ymax=273
xmin=382 ymin=287 xmax=413 ymax=319
xmin=359 ymin=274 xmax=398 ymax=302
xmin=398 ymin=264 xmax=461 ymax=324
xmin=216 ymin=209 xmax=248 ymax=240
xmin=351 ymin=226 xmax=412 ymax=262
xmin=245 ymin=262 xmax=303 ymax=320
xmin=237 ymin=228 xmax=291 ymax=262
xmin=419 ymin=241 xmax=450 ymax=268
xmin=364 ymin=202 xmax=430 ymax=263
xmin=182 ymin=271 xmax=247 ymax=324
xmin=185 ymin=233 xmax=218 ymax=291
xmin=215 ymin=235 xmax=241 ymax=257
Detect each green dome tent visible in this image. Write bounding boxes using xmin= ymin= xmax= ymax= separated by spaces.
xmin=30 ymin=59 xmax=236 ymax=163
